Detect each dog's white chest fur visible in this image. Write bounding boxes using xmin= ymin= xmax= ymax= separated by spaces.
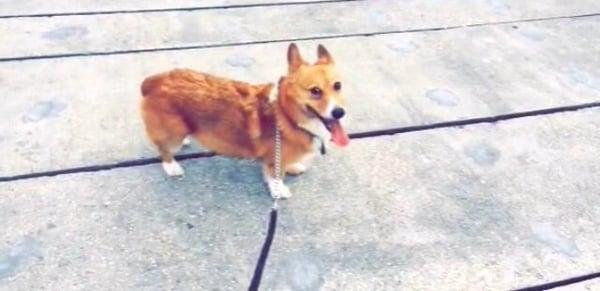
xmin=299 ymin=118 xmax=331 ymax=143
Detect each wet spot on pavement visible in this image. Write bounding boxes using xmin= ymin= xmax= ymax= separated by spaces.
xmin=568 ymin=66 xmax=600 ymax=90
xmin=531 ymin=222 xmax=580 ymax=257
xmin=277 ymin=252 xmax=324 ymax=291
xmin=464 ymin=142 xmax=501 ymax=166
xmin=0 ymin=237 xmax=43 ymax=280
xmin=520 ymin=27 xmax=546 ymax=42
xmin=22 ymin=100 xmax=67 ymax=123
xmin=226 ymin=55 xmax=256 ymax=68
xmin=386 ymin=39 xmax=418 ymax=54
xmin=42 ymin=26 xmax=88 ymax=40
xmin=426 ymin=88 xmax=459 ymax=107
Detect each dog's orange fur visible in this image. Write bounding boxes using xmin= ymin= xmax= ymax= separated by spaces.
xmin=140 ymin=43 xmax=344 ymax=182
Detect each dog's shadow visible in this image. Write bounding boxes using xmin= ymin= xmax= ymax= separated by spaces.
xmin=125 ymin=150 xmax=368 ymax=289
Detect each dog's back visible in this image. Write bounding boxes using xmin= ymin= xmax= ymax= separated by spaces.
xmin=140 ymin=68 xmax=274 ymax=163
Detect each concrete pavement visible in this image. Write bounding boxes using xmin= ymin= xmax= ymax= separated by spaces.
xmin=1 ymin=17 xmax=599 ymax=175
xmin=0 ymin=0 xmax=326 ymax=16
xmin=2 ymin=110 xmax=600 ymax=290
xmin=3 ymin=0 xmax=600 ymax=59
xmin=1 ymin=0 xmax=600 ymax=290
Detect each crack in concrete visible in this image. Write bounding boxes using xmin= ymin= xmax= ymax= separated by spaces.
xmin=1 ymin=101 xmax=599 ymax=183
xmin=0 ymin=0 xmax=363 ymax=19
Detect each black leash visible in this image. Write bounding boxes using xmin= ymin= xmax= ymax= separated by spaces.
xmin=248 ymin=102 xmax=325 ymax=290
xmin=248 ymin=207 xmax=278 ymax=291
xmin=512 ymin=271 xmax=600 ymax=291
xmin=248 ymin=120 xmax=283 ymax=291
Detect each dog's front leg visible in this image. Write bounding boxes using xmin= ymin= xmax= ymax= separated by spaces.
xmin=263 ymin=163 xmax=292 ymax=199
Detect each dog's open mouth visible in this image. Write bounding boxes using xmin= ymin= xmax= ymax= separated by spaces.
xmin=307 ymin=106 xmax=350 ymax=147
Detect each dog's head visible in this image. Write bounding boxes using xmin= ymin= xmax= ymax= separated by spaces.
xmin=279 ymin=43 xmax=349 ymax=147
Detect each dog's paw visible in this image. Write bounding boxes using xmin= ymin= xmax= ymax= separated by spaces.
xmin=162 ymin=160 xmax=185 ymax=177
xmin=268 ymin=179 xmax=292 ymax=199
xmin=286 ymin=163 xmax=307 ymax=176
xmin=182 ymin=136 xmax=192 ymax=147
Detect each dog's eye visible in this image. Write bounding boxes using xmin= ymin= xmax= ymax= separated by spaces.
xmin=309 ymin=87 xmax=322 ymax=99
xmin=333 ymin=82 xmax=342 ymax=91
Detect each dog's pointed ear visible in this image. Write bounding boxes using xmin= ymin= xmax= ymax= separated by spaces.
xmin=287 ymin=43 xmax=304 ymax=73
xmin=316 ymin=44 xmax=334 ymax=64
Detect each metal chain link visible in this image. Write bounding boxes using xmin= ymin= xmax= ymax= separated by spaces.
xmin=271 ymin=120 xmax=283 ymax=208
xmin=274 ymin=122 xmax=282 ymax=181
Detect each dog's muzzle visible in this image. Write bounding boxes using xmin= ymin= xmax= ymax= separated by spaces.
xmin=305 ymin=105 xmax=350 ymax=147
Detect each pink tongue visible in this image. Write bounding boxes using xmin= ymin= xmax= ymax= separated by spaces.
xmin=330 ymin=121 xmax=350 ymax=147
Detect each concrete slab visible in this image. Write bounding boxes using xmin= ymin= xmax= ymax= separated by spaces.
xmin=1 ymin=109 xmax=600 ymax=290
xmin=1 ymin=18 xmax=599 ymax=176
xmin=2 ymin=0 xmax=600 ymax=59
xmin=0 ymin=0 xmax=323 ymax=16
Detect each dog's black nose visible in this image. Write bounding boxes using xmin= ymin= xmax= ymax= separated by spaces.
xmin=332 ymin=107 xmax=345 ymax=119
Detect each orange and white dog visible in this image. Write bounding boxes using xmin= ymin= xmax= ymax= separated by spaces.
xmin=140 ymin=43 xmax=349 ymax=198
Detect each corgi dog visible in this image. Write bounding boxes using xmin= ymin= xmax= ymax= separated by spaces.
xmin=140 ymin=43 xmax=349 ymax=198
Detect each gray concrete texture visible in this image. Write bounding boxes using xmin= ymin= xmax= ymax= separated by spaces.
xmin=1 ymin=17 xmax=600 ymax=175
xmin=2 ymin=0 xmax=600 ymax=59
xmin=0 ymin=0 xmax=321 ymax=16
xmin=2 ymin=110 xmax=600 ymax=290
xmin=1 ymin=0 xmax=600 ymax=290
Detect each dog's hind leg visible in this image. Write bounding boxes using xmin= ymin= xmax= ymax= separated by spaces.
xmin=141 ymin=101 xmax=190 ymax=177
xmin=157 ymin=145 xmax=185 ymax=177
